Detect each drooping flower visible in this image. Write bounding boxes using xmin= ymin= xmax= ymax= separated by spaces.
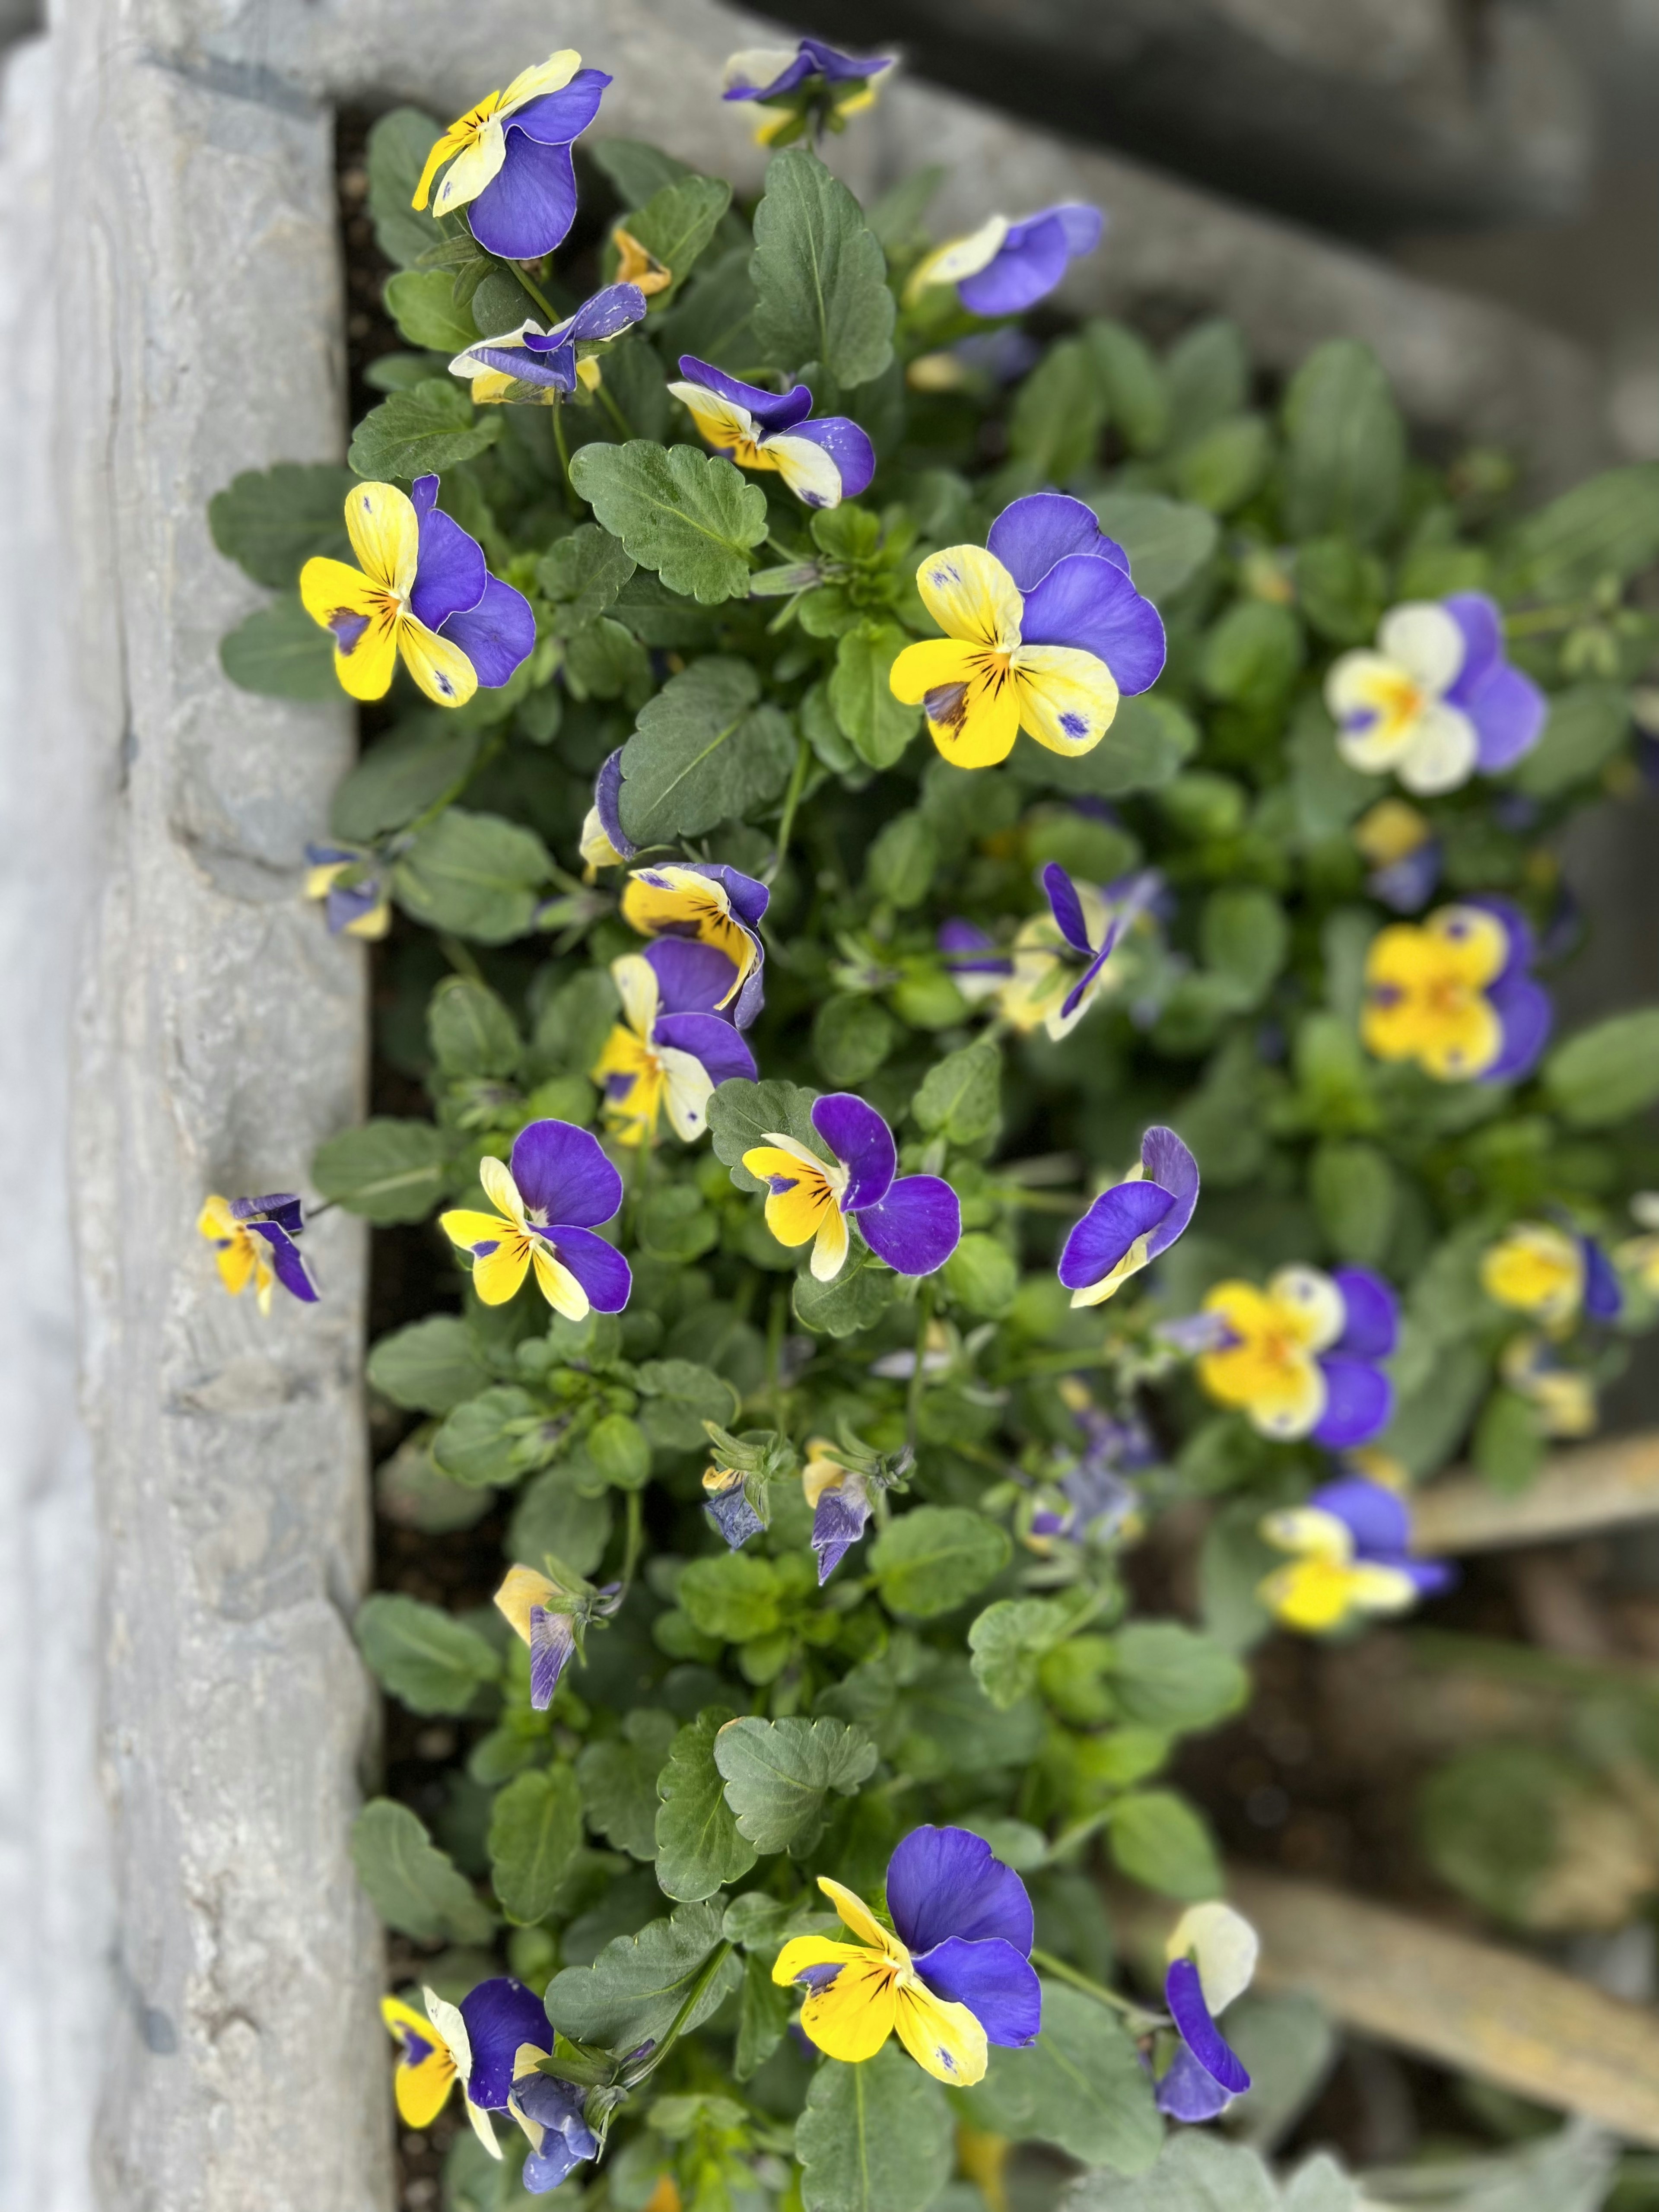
xmin=197 ymin=1193 xmax=318 ymax=1314
xmin=1058 ymin=1127 xmax=1199 ymax=1308
xmin=509 ymin=2069 xmax=599 ymax=2193
xmin=772 ymin=1825 xmax=1041 ymax=2084
xmin=1259 ymin=1474 xmax=1455 ymax=1634
xmin=703 ymin=1466 xmax=767 ymax=1551
xmin=1481 ymin=1221 xmax=1622 ymax=1330
xmin=439 ymin=1120 xmax=631 ymax=1320
xmin=906 ymin=206 xmax=1103 ymax=316
xmin=1155 ymin=1904 xmax=1256 ymax=2122
xmin=300 ymin=477 xmax=534 ymax=708
xmin=411 ymin=51 xmax=610 ymax=258
xmin=890 ymin=493 xmax=1165 ymax=768
xmin=1196 ymin=1265 xmax=1398 ymax=1448
xmin=448 ymin=284 xmax=648 ymax=405
xmin=304 ymin=842 xmax=390 ymax=939
xmin=1362 ymin=898 xmax=1551 ymax=1084
xmin=591 ymin=941 xmax=757 ymax=1146
xmin=621 ymin=863 xmax=769 ymax=1027
xmin=1000 ymin=864 xmax=1161 ymax=1039
xmin=578 ymin=751 xmax=638 ymax=877
xmin=722 ymin=38 xmax=893 ymax=144
xmin=742 ymin=1095 xmax=962 ymax=1283
xmin=382 ymin=1977 xmax=550 ymax=2155
xmin=906 ymin=330 xmax=1043 ymax=394
xmin=1501 ymin=1332 xmax=1598 ymax=1437
xmin=667 ymin=358 xmax=875 ymax=511
xmin=1326 ymin=595 xmax=1546 ymax=795
xmin=1351 ymin=798 xmax=1440 ymax=914
xmin=495 ymin=1561 xmax=624 ymax=1709
xmin=801 ymin=1437 xmax=912 ymax=1583
xmin=612 ymin=225 xmax=671 ymax=298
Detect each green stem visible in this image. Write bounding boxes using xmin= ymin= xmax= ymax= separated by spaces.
xmin=552 ymin=397 xmax=580 ymax=513
xmin=621 ymin=1489 xmax=645 ymax=1589
xmin=597 ymin=381 xmax=635 ymax=442
xmin=620 ymin=1942 xmax=736 ymax=2089
xmin=512 ymin=260 xmax=559 ymax=323
xmin=1030 ymin=1947 xmax=1161 ymax=2033
xmin=906 ymin=1277 xmax=936 ymax=1449
xmin=766 ymin=733 xmax=813 ymax=886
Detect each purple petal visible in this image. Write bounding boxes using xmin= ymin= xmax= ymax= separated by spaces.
xmin=468 ymin=339 xmax=575 ymax=390
xmin=1440 ymin=591 xmax=1504 ymax=695
xmin=724 ymin=48 xmax=818 ymax=100
xmin=529 ymin=1606 xmax=576 ymax=1710
xmin=1404 ymin=1557 xmax=1459 ymax=1598
xmin=458 ymin=1978 xmax=550 ymax=2108
xmin=233 ymin=1192 xmax=305 ymax=1236
xmin=502 ymin=70 xmax=611 ymax=146
xmin=1309 ymin=1356 xmax=1393 ymax=1450
xmin=957 ymin=220 xmax=1071 ymax=317
xmin=1331 ymin=1268 xmax=1398 ymax=1360
xmin=886 ymin=1824 xmax=1035 ymax=1956
xmin=1018 ymin=552 xmax=1167 ymax=698
xmin=1157 ymin=2039 xmax=1239 ymax=2123
xmin=1464 ymin=895 xmax=1535 ymax=984
xmin=1306 ymin=1475 xmax=1410 ymax=1561
xmin=687 ymin=863 xmax=771 ymax=930
xmin=987 ymin=492 xmax=1131 ymax=591
xmin=510 ymin=1120 xmax=623 ymax=1228
xmin=705 ymin=1479 xmax=765 ymax=1550
xmin=913 ymin=1936 xmax=1042 ymax=2047
xmin=1369 ymin=844 xmax=1441 ymax=913
xmin=1058 ymin=943 xmax=1115 ymax=1023
xmin=565 ymin=281 xmax=648 ymax=344
xmin=855 ymin=1175 xmax=961 ymax=1275
xmin=1048 ymin=203 xmax=1106 ymax=257
xmin=516 ymin=2075 xmax=597 ymax=2190
xmin=441 ymin=574 xmax=536 ymax=688
xmin=653 ymin=1011 xmax=757 ymax=1086
xmin=645 ymin=937 xmax=740 ymax=1015
xmin=812 ymin=1484 xmax=871 ymax=1583
xmin=938 ymin=918 xmax=1012 ymax=975
xmin=1165 ymin=1958 xmax=1250 ymax=2097
xmin=469 ymin=133 xmax=579 ymax=261
xmin=246 ymin=1220 xmax=319 ymax=1304
xmin=812 ymin=1093 xmax=897 ymax=1211
xmin=782 ymin=415 xmax=876 ymax=502
xmin=1484 ymin=973 xmax=1553 ymax=1084
xmin=547 ymin=1226 xmax=632 ymax=1313
xmin=1139 ymin=1127 xmax=1200 ymax=1260
xmin=1041 ymin=862 xmax=1094 ymax=958
xmin=410 ymin=487 xmax=487 ymax=630
xmin=1057 ymin=1180 xmax=1176 ymax=1291
xmin=595 ymin=750 xmax=637 ymax=861
xmin=1468 ymin=664 xmax=1548 ymax=773
xmin=797 ymin=35 xmax=891 ymax=83
xmin=676 ymin=356 xmax=814 ymax=435
xmin=1583 ymin=1237 xmax=1623 ymax=1322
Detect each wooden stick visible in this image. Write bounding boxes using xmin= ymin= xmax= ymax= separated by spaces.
xmin=1412 ymin=1429 xmax=1659 ymax=1555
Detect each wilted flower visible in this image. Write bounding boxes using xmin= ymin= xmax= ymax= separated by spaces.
xmin=1363 ymin=898 xmax=1551 ymax=1084
xmin=668 ymin=357 xmax=875 ymax=510
xmin=1196 ymin=1265 xmax=1397 ymax=1448
xmin=305 ymin=842 xmax=390 ymax=938
xmin=579 ymin=751 xmax=639 ymax=876
xmin=510 ymin=2069 xmax=599 ymax=2193
xmin=197 ymin=1193 xmax=317 ymax=1313
xmin=592 ymin=942 xmax=757 ymax=1147
xmin=1616 ymin=1192 xmax=1659 ymax=1295
xmin=1057 ymin=1127 xmax=1199 ymax=1307
xmin=1155 ymin=1904 xmax=1256 ymax=2122
xmin=703 ymin=1465 xmax=767 ymax=1550
xmin=906 ymin=205 xmax=1103 ymax=316
xmin=382 ymin=1978 xmax=550 ymax=2153
xmin=801 ymin=1436 xmax=912 ymax=1583
xmin=612 ymin=225 xmax=671 ymax=297
xmin=1501 ymin=1333 xmax=1597 ymax=1437
xmin=448 ymin=285 xmax=647 ymax=404
xmin=937 ymin=918 xmax=1013 ymax=1002
xmin=1351 ymin=798 xmax=1440 ymax=914
xmin=412 ymin=51 xmax=610 ymax=257
xmin=622 ymin=863 xmax=769 ymax=1027
xmin=722 ymin=37 xmax=893 ymax=144
xmin=1000 ymin=864 xmax=1160 ymax=1040
xmin=1481 ymin=1220 xmax=1622 ymax=1330
xmin=439 ymin=1120 xmax=631 ymax=1319
xmin=495 ymin=1561 xmax=623 ymax=1708
xmin=1326 ymin=594 xmax=1546 ymax=794
xmin=1259 ymin=1474 xmax=1455 ymax=1634
xmin=742 ymin=1093 xmax=961 ymax=1283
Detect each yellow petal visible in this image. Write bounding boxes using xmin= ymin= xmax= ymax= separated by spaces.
xmin=196 ymin=1195 xmax=237 ymax=1240
xmin=798 ymin=1955 xmax=900 ymax=2064
xmin=299 ymin=557 xmax=400 ymax=701
xmin=383 ymin=1995 xmax=458 ymax=2126
xmin=892 ymin=639 xmax=1021 ymax=769
xmin=1481 ymin=1224 xmax=1583 ymax=1322
xmin=496 ymin=1564 xmax=558 ymax=1645
xmin=893 ymin=1981 xmax=988 ymax=2087
xmin=762 ymin=432 xmax=846 ymax=509
xmin=413 ymin=117 xmax=480 ymax=211
xmin=500 ymin=49 xmax=581 ymax=113
xmin=611 ymin=952 xmax=660 ymax=1040
xmin=1264 ymin=1265 xmax=1346 ymax=1353
xmin=1012 ymin=645 xmax=1119 ymax=756
xmin=621 ymin=868 xmax=754 ymax=1004
xmin=668 ymin=385 xmax=757 ymax=455
xmin=772 ymin=1934 xmax=875 ymax=1986
xmin=433 ymin=121 xmax=509 ymax=218
xmin=1259 ymin=1505 xmax=1354 ymax=1567
xmin=811 ymin=1200 xmax=851 ymax=1281
xmin=914 ymin=545 xmax=1023 ymax=652
xmin=657 ymin=1043 xmax=716 ymax=1143
xmin=343 ymin=481 xmax=419 ymax=595
xmin=817 ymin=1876 xmax=893 ymax=1950
xmin=531 ymin=1243 xmax=591 ymax=1320
xmin=397 ymin=614 xmax=478 ymax=710
xmin=440 ymin=1207 xmax=514 ymax=1251
xmin=1424 ymin=904 xmax=1510 ymax=987
xmin=472 ymin=1236 xmax=535 ymax=1305
xmin=904 ymin=216 xmax=1009 ymax=302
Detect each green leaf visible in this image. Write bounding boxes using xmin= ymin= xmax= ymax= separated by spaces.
xmin=865 ymin=812 xmax=938 ymax=908
xmin=588 ymin=1412 xmax=652 ymax=1491
xmin=377 ymin=1430 xmax=494 ymax=1535
xmin=538 ymin=523 xmax=638 ymax=629
xmin=831 ymin=621 xmax=920 ymax=770
xmin=433 ymin=1385 xmax=554 ymax=1488
xmin=509 ymin=1468 xmax=614 ymax=1580
xmin=635 ymin=1360 xmax=741 ymax=1450
xmin=655 ymin=1707 xmax=759 ymax=1901
xmin=219 ymin=594 xmax=337 ymax=701
xmin=797 ymin=2045 xmax=952 ymax=2212
xmin=968 ymin=1597 xmax=1084 ymax=1710
xmin=794 ymin=1261 xmax=897 ymax=1338
xmin=1310 ymin=1141 xmax=1397 ymax=1267
xmin=942 ymin=1234 xmax=1018 ymax=1319
xmin=1083 ymin=321 xmax=1170 ymax=456
xmin=914 ymin=1044 xmax=1001 ymax=1144
xmin=623 ymin=175 xmax=732 ymax=307
xmin=735 ymin=1951 xmax=792 ymax=2081
xmin=577 ymin=1710 xmax=679 ymax=1860
xmin=368 ymin=1316 xmax=493 ymax=1414
xmin=679 ymin=1555 xmax=783 ymax=1643
xmin=209 ymin=462 xmax=355 ymax=588
xmin=590 ymin=137 xmax=693 ymax=207
xmin=1007 ymin=695 xmax=1197 ymax=798
xmin=1109 ymin=1623 xmax=1249 ymax=1731
xmin=886 ymin=1653 xmax=1044 ymax=1780
xmin=429 ymin=976 xmax=521 ymax=1078
xmin=1510 ymin=681 xmax=1628 ymax=799
xmin=533 ymin=968 xmax=622 ymax=1076
xmin=707 ymin=1077 xmax=826 ymax=1193
xmin=1107 ymin=1789 xmax=1222 ymax=1898
xmin=469 ymin=267 xmax=542 ymax=340
xmin=366 ymin=108 xmax=446 ymax=269
xmin=1295 ymin=537 xmax=1386 ymax=647
xmin=658 ymin=245 xmax=759 ymax=375
xmin=750 ymin=148 xmax=895 ymax=388
xmin=1063 ymin=2131 xmax=1286 ymax=2212
xmin=1280 ymin=340 xmax=1405 ymax=546
xmin=1200 ymin=887 xmax=1287 ymax=1007
xmin=970 ymin=1983 xmax=1161 ymax=2171
xmin=871 ymin=1507 xmax=1011 ymax=1619
xmin=568 ymin=442 xmax=768 ymax=604
xmin=384 ymin=267 xmax=478 ymax=353
xmin=1200 ymin=601 xmax=1304 ymax=707
xmin=1545 ymin=1008 xmax=1659 ymax=1127
xmin=1172 ymin=415 xmax=1271 ymax=517
xmin=1503 ymin=462 xmax=1659 ymax=595
xmin=1472 ymin=1385 xmax=1548 ymax=1492
xmin=348 ymin=378 xmax=502 ymax=480
xmin=1088 ymin=493 xmax=1217 ymax=605
xmin=1007 ymin=337 xmax=1106 ymax=484
xmin=355 ymin=1592 xmax=502 ymax=1714
xmin=713 ymin=1715 xmax=878 ymax=1854
xmin=814 ymin=997 xmax=900 ymax=1086
xmin=330 ymin=717 xmax=480 ymax=840
xmin=1165 ymin=320 xmax=1249 ymax=443
xmin=488 ymin=1765 xmax=584 ymax=1924
xmin=542 ymin=1900 xmax=740 ymax=2047
xmin=391 ymin=808 xmax=553 ymax=943
xmin=351 ymin=1797 xmax=496 ymax=1944
xmin=617 ymin=658 xmax=795 ymax=842
xmin=312 ymin=1117 xmax=449 ymax=1224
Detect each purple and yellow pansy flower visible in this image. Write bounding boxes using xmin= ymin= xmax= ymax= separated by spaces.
xmin=591 ymin=941 xmax=757 ymax=1147
xmin=1327 ymin=594 xmax=1546 ymax=796
xmin=1002 ymin=863 xmax=1161 ymax=1040
xmin=300 ymin=477 xmax=534 ymax=708
xmin=1196 ymin=1265 xmax=1397 ymax=1448
xmin=439 ymin=1120 xmax=631 ymax=1320
xmin=906 ymin=204 xmax=1103 ymax=316
xmin=890 ymin=493 xmax=1165 ymax=769
xmin=722 ymin=37 xmax=893 ymax=143
xmin=1362 ymin=898 xmax=1551 ymax=1084
xmin=304 ymin=842 xmax=390 ymax=940
xmin=511 ymin=2073 xmax=599 ymax=2194
xmin=411 ymin=51 xmax=610 ymax=259
xmin=801 ymin=1437 xmax=910 ymax=1583
xmin=1058 ymin=1126 xmax=1199 ymax=1307
xmin=621 ymin=863 xmax=769 ymax=1027
xmin=667 ymin=357 xmax=876 ymax=510
xmin=495 ymin=1561 xmax=623 ymax=1709
xmin=742 ymin=1094 xmax=962 ymax=1283
xmin=382 ymin=1976 xmax=549 ymax=2155
xmin=197 ymin=1193 xmax=317 ymax=1313
xmin=578 ymin=751 xmax=639 ymax=877
xmin=1155 ymin=1904 xmax=1256 ymax=2122
xmin=772 ymin=1825 xmax=1041 ymax=2085
xmin=448 ymin=283 xmax=648 ymax=405
xmin=1352 ymin=798 xmax=1440 ymax=915
xmin=1259 ymin=1473 xmax=1455 ymax=1635
xmin=1501 ymin=1332 xmax=1598 ymax=1437
xmin=1481 ymin=1220 xmax=1622 ymax=1331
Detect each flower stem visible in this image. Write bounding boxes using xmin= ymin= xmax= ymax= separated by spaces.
xmin=621 ymin=1488 xmax=644 ymax=1589
xmin=552 ymin=396 xmax=581 ymax=514
xmin=619 ymin=1941 xmax=735 ymax=2089
xmin=512 ymin=259 xmax=559 ymax=323
xmin=1030 ymin=1946 xmax=1161 ymax=2033
xmin=766 ymin=733 xmax=813 ymax=886
xmin=597 ymin=382 xmax=635 ymax=442
xmin=906 ymin=1277 xmax=936 ymax=1449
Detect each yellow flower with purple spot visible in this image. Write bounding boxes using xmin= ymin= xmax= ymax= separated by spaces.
xmin=196 ymin=1192 xmax=317 ymax=1314
xmin=495 ymin=1561 xmax=622 ymax=1709
xmin=742 ymin=1093 xmax=960 ymax=1284
xmin=668 ymin=358 xmax=875 ymax=510
xmin=1196 ymin=1265 xmax=1397 ymax=1447
xmin=439 ymin=1120 xmax=630 ymax=1319
xmin=382 ymin=1976 xmax=559 ymax=2162
xmin=590 ymin=941 xmax=756 ymax=1147
xmin=620 ymin=862 xmax=769 ymax=1027
xmin=1481 ymin=1220 xmax=1621 ymax=1331
xmin=1361 ymin=898 xmax=1551 ymax=1084
xmin=304 ymin=842 xmax=389 ymax=939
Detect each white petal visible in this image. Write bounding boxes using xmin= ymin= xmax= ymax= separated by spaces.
xmin=1396 ymin=702 xmax=1479 ymax=795
xmin=422 ymin=1987 xmax=472 ymax=2083
xmin=1267 ymin=1264 xmax=1346 ymax=1353
xmin=658 ymin=1044 xmax=715 ymax=1141
xmin=611 ymin=952 xmax=660 ymax=1040
xmin=1166 ymin=1901 xmax=1259 ymax=2017
xmin=1377 ymin=601 xmax=1465 ymax=694
xmin=761 ymin=431 xmax=846 ymax=509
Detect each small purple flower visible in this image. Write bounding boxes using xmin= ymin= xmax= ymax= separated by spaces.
xmin=1156 ymin=1905 xmax=1257 ymax=2123
xmin=1058 ymin=1128 xmax=1199 ymax=1308
xmin=305 ymin=843 xmax=390 ymax=939
xmin=907 ymin=205 xmax=1104 ymax=317
xmin=450 ymin=284 xmax=648 ymax=404
xmin=703 ymin=1468 xmax=766 ymax=1551
xmin=801 ymin=1440 xmax=909 ymax=1583
xmin=668 ymin=357 xmax=876 ymax=511
xmin=722 ymin=37 xmax=893 ymax=143
xmin=1327 ymin=594 xmax=1547 ymax=795
xmin=938 ymin=918 xmax=1014 ymax=1002
xmin=510 ymin=2072 xmax=599 ymax=2193
xmin=741 ymin=1094 xmax=962 ymax=1283
xmin=496 ymin=1563 xmax=624 ymax=1709
xmin=413 ymin=53 xmax=611 ymax=260
xmin=439 ymin=1121 xmax=631 ymax=1319
xmin=594 ymin=939 xmax=759 ymax=1147
xmin=458 ymin=1977 xmax=552 ymax=2112
xmin=197 ymin=1192 xmax=318 ymax=1312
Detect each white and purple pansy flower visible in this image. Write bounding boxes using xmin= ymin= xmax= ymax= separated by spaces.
xmin=772 ymin=1825 xmax=1042 ymax=2085
xmin=591 ymin=940 xmax=758 ymax=1147
xmin=1058 ymin=1126 xmax=1200 ymax=1309
xmin=412 ymin=51 xmax=610 ymax=259
xmin=494 ymin=1562 xmax=624 ymax=1710
xmin=304 ymin=842 xmax=389 ymax=939
xmin=196 ymin=1192 xmax=318 ymax=1313
xmin=383 ymin=1975 xmax=550 ymax=2155
xmin=439 ymin=1120 xmax=631 ymax=1321
xmin=668 ymin=357 xmax=877 ymax=511
xmin=579 ymin=750 xmax=639 ymax=876
xmin=891 ymin=493 xmax=1166 ymax=769
xmin=1156 ymin=1903 xmax=1257 ymax=2123
xmin=1259 ymin=1474 xmax=1456 ymax=1635
xmin=742 ymin=1094 xmax=962 ymax=1283
xmin=621 ymin=861 xmax=769 ymax=1027
xmin=722 ymin=37 xmax=893 ymax=142
xmin=509 ymin=2071 xmax=599 ymax=2194
xmin=1196 ymin=1265 xmax=1398 ymax=1448
xmin=448 ymin=283 xmax=648 ymax=405
xmin=1326 ymin=594 xmax=1547 ymax=796
xmin=906 ymin=204 xmax=1103 ymax=316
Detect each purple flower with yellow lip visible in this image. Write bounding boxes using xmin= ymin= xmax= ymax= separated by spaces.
xmin=578 ymin=751 xmax=638 ymax=878
xmin=448 ymin=285 xmax=648 ymax=407
xmin=742 ymin=1095 xmax=961 ymax=1284
xmin=1058 ymin=1127 xmax=1199 ymax=1308
xmin=668 ymin=358 xmax=876 ymax=511
xmin=1351 ymin=798 xmax=1440 ymax=915
xmin=1156 ymin=1904 xmax=1257 ymax=2122
xmin=196 ymin=1193 xmax=317 ymax=1314
xmin=621 ymin=862 xmax=769 ymax=1027
xmin=906 ymin=205 xmax=1103 ymax=316
xmin=722 ymin=37 xmax=893 ymax=144
xmin=381 ymin=1977 xmax=550 ymax=2155
xmin=1327 ymin=594 xmax=1546 ymax=795
xmin=772 ymin=1825 xmax=1041 ymax=2085
xmin=591 ymin=940 xmax=758 ymax=1147
xmin=1258 ymin=1473 xmax=1455 ymax=1635
xmin=412 ymin=51 xmax=610 ymax=259
xmin=439 ymin=1120 xmax=630 ymax=1321
xmin=1002 ymin=863 xmax=1161 ymax=1040
xmin=300 ymin=476 xmax=534 ymax=709
xmin=305 ymin=842 xmax=389 ymax=939
xmin=1196 ymin=1265 xmax=1397 ymax=1448
xmin=495 ymin=1562 xmax=623 ymax=1709
xmin=890 ymin=494 xmax=1165 ymax=769
xmin=1363 ymin=897 xmax=1551 ymax=1084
